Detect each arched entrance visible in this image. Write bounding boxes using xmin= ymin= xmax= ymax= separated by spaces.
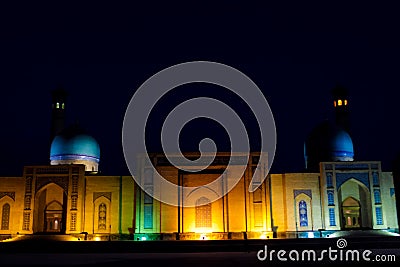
xmin=44 ymin=201 xmax=63 ymax=232
xmin=33 ymin=183 xmax=67 ymax=233
xmin=338 ymin=178 xmax=372 ymax=229
xmin=342 ymin=197 xmax=361 ymax=228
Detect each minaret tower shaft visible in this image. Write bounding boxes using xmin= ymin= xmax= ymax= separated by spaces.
xmin=50 ymin=86 xmax=68 ymax=142
xmin=332 ymin=85 xmax=350 ymax=132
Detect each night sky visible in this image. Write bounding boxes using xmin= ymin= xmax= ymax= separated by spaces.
xmin=1 ymin=3 xmax=399 ymax=176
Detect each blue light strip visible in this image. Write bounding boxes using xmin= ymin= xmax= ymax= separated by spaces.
xmin=332 ymin=150 xmax=354 ymax=157
xmin=50 ymin=154 xmax=100 ymax=163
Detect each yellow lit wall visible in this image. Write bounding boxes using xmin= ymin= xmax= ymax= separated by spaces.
xmin=0 ymin=177 xmax=25 ymax=235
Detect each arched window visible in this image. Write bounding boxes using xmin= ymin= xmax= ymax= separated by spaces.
xmin=196 ymin=197 xmax=211 ymax=228
xmin=299 ymin=200 xmax=308 ymax=227
xmin=376 ymin=207 xmax=383 ymax=225
xmin=1 ymin=204 xmax=10 ymax=230
xmin=98 ymin=203 xmax=106 ymax=230
xmin=327 ymin=191 xmax=335 ymax=205
xmin=374 ymin=189 xmax=381 ymax=204
xmin=326 ymin=173 xmax=333 ymax=187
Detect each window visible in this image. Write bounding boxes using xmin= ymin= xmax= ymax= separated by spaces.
xmin=70 ymin=213 xmax=76 ymax=231
xmin=253 ymin=203 xmax=263 ymax=227
xmin=329 ymin=208 xmax=336 ymax=226
xmin=196 ymin=197 xmax=211 ymax=228
xmin=344 ymin=99 xmax=348 ymax=106
xmin=23 ymin=212 xmax=30 ymax=230
xmin=71 ymin=196 xmax=77 ymax=209
xmin=98 ymin=203 xmax=106 ymax=230
xmin=61 ymin=103 xmax=65 ymax=109
xmin=144 ymin=205 xmax=153 ymax=229
xmin=72 ymin=177 xmax=78 ymax=193
xmin=376 ymin=207 xmax=383 ymax=225
xmin=374 ymin=189 xmax=381 ymax=204
xmin=143 ymin=191 xmax=153 ymax=229
xmin=144 ymin=193 xmax=153 ymax=204
xmin=299 ymin=200 xmax=308 ymax=227
xmin=337 ymin=99 xmax=342 ymax=106
xmin=253 ymin=188 xmax=262 ymax=203
xmin=334 ymin=100 xmax=337 ymax=107
xmin=24 ymin=196 xmax=31 ymax=209
xmin=56 ymin=102 xmax=60 ymax=109
xmin=327 ymin=190 xmax=335 ymax=206
xmin=372 ymin=172 xmax=379 ymax=186
xmin=326 ymin=173 xmax=333 ymax=187
xmin=1 ymin=204 xmax=10 ymax=230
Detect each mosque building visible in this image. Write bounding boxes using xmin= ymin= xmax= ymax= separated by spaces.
xmin=0 ymin=86 xmax=398 ymax=240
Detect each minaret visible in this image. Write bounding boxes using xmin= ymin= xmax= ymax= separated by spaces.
xmin=332 ymin=84 xmax=350 ymax=132
xmin=50 ymin=86 xmax=68 ymax=142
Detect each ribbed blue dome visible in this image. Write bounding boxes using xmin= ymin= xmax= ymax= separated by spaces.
xmin=50 ymin=125 xmax=100 ymax=163
xmin=330 ymin=129 xmax=354 ymax=160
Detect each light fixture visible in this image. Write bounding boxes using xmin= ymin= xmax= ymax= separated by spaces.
xmin=200 ymin=234 xmax=209 ymax=240
xmin=260 ymin=233 xmax=267 ymax=239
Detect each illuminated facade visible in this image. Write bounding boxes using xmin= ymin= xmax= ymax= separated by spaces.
xmin=0 ymin=165 xmax=134 ymax=239
xmin=132 ymin=154 xmax=398 ymax=240
xmin=0 ymin=86 xmax=398 ymax=240
xmin=134 ymin=152 xmax=273 ymax=240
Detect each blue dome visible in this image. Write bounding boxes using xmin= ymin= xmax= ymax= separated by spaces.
xmin=330 ymin=129 xmax=354 ymax=160
xmin=50 ymin=126 xmax=100 ymax=163
xmin=305 ymin=121 xmax=354 ymax=171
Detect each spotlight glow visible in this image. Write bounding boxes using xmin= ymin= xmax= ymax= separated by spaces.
xmin=200 ymin=234 xmax=209 ymax=240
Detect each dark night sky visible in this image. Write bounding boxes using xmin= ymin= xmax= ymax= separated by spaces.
xmin=1 ymin=2 xmax=399 ymax=176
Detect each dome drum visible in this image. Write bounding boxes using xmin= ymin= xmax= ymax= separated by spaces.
xmin=331 ymin=150 xmax=354 ymax=162
xmin=50 ymin=154 xmax=100 ymax=163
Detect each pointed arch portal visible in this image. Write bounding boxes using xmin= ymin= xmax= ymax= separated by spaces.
xmin=338 ymin=178 xmax=372 ymax=229
xmin=342 ymin=197 xmax=361 ymax=228
xmin=33 ymin=183 xmax=67 ymax=233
